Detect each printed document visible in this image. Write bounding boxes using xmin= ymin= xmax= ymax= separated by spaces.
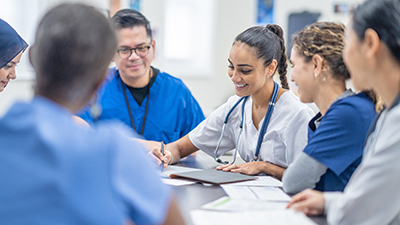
xmin=201 ymin=196 xmax=288 ymax=211
xmin=221 ymin=185 xmax=291 ymax=201
xmin=190 ymin=209 xmax=317 ymax=225
xmin=223 ymin=175 xmax=282 ymax=187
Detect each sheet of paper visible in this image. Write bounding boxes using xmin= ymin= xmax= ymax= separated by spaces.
xmin=220 ymin=185 xmax=257 ymax=200
xmin=159 ymin=165 xmax=202 ymax=178
xmin=223 ymin=175 xmax=283 ymax=187
xmin=201 ymin=196 xmax=288 ymax=211
xmin=221 ymin=185 xmax=291 ymax=201
xmin=161 ymin=178 xmax=197 ymax=186
xmin=190 ymin=209 xmax=317 ymax=225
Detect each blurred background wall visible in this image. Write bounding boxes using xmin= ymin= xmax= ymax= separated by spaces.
xmin=0 ymin=0 xmax=363 ymax=116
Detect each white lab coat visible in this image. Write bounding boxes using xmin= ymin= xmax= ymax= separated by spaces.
xmin=189 ymin=91 xmax=315 ymax=168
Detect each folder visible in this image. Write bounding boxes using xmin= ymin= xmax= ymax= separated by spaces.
xmin=169 ymin=169 xmax=256 ymax=185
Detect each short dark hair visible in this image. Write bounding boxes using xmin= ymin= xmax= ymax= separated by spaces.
xmin=352 ymin=0 xmax=400 ymax=63
xmin=31 ymin=3 xmax=117 ymax=104
xmin=234 ymin=25 xmax=289 ymax=90
xmin=111 ymin=9 xmax=152 ymax=40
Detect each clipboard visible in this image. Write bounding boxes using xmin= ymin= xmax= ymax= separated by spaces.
xmin=169 ymin=169 xmax=257 ymax=185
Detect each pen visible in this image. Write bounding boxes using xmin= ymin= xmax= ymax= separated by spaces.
xmin=160 ymin=141 xmax=165 ymax=172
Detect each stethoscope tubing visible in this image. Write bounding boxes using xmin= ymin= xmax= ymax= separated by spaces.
xmin=214 ymin=81 xmax=279 ymax=164
xmin=254 ymin=82 xmax=279 ymax=161
xmin=214 ymin=96 xmax=248 ymax=164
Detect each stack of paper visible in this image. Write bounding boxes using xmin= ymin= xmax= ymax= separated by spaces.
xmin=201 ymin=196 xmax=288 ymax=211
xmin=223 ymin=175 xmax=283 ymax=187
xmin=221 ymin=185 xmax=291 ymax=201
xmin=189 ymin=175 xmax=317 ymax=225
xmin=190 ymin=209 xmax=317 ymax=225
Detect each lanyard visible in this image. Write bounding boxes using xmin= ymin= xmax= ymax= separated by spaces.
xmin=120 ymin=69 xmax=152 ymax=136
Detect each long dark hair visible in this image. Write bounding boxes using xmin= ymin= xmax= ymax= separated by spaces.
xmin=352 ymin=0 xmax=400 ymax=64
xmin=351 ymin=0 xmax=400 ymax=111
xmin=234 ymin=24 xmax=289 ymax=90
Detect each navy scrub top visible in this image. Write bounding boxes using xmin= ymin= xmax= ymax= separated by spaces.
xmin=304 ymin=93 xmax=376 ymax=191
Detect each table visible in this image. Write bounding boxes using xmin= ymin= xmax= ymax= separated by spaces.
xmin=171 ymin=151 xmax=328 ymax=225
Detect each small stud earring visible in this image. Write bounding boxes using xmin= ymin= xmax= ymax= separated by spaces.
xmin=314 ymin=73 xmax=318 ymax=78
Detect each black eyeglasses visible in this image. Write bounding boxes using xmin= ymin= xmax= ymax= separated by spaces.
xmin=117 ymin=45 xmax=151 ymax=59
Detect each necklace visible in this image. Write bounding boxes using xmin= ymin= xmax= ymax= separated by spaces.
xmin=121 ymin=68 xmax=152 ymax=135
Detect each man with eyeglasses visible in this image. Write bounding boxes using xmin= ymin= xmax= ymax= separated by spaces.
xmin=78 ymin=9 xmax=205 ymax=144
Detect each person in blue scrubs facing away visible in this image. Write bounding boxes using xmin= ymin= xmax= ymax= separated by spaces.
xmin=282 ymin=22 xmax=377 ymax=194
xmin=0 ymin=4 xmax=184 ymax=225
xmin=78 ymin=9 xmax=205 ymax=144
xmin=0 ymin=18 xmax=28 ymax=93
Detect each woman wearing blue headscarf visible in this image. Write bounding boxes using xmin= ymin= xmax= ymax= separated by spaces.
xmin=0 ymin=19 xmax=28 ymax=92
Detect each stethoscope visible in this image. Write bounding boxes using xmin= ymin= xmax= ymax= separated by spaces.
xmin=214 ymin=81 xmax=280 ymax=164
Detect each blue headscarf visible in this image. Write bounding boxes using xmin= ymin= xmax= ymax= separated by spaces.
xmin=0 ymin=18 xmax=28 ymax=69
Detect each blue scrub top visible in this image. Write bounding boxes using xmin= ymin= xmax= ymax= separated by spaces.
xmin=0 ymin=97 xmax=171 ymax=225
xmin=78 ymin=67 xmax=205 ymax=144
xmin=304 ymin=93 xmax=376 ymax=192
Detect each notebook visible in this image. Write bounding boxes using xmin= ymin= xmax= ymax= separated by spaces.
xmin=169 ymin=169 xmax=257 ymax=185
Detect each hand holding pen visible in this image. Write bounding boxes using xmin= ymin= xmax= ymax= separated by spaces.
xmin=148 ymin=141 xmax=174 ymax=169
xmin=160 ymin=141 xmax=165 ymax=172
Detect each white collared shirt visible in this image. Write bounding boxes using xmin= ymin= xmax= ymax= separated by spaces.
xmin=189 ymin=91 xmax=314 ymax=168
